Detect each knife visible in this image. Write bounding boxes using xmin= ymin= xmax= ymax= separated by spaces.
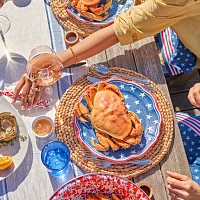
xmin=87 ymin=76 xmax=156 ymax=92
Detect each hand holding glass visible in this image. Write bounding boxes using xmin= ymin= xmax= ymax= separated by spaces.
xmin=27 ymin=45 xmax=63 ymax=86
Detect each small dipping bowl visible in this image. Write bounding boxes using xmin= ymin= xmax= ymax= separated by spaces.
xmin=41 ymin=141 xmax=71 ymax=177
xmin=64 ymin=30 xmax=79 ymax=46
xmin=137 ymin=183 xmax=153 ymax=199
xmin=32 ymin=116 xmax=54 ymax=139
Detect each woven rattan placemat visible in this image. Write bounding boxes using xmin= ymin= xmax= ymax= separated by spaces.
xmin=50 ymin=0 xmax=143 ymax=38
xmin=55 ymin=67 xmax=173 ymax=179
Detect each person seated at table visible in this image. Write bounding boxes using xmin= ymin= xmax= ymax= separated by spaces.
xmin=13 ymin=0 xmax=200 ymax=109
xmin=13 ymin=1 xmax=200 ymax=198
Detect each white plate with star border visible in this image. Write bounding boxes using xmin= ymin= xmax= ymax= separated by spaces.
xmin=66 ymin=0 xmax=135 ymax=27
xmin=74 ymin=78 xmax=162 ymax=162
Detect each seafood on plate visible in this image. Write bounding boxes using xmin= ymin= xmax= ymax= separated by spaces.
xmin=57 ymin=0 xmax=112 ymax=21
xmin=0 ymin=112 xmax=17 ymax=142
xmin=87 ymin=193 xmax=120 ymax=200
xmin=74 ymin=82 xmax=143 ymax=151
xmin=0 ymin=154 xmax=13 ymax=170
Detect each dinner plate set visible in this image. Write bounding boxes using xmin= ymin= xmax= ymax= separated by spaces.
xmin=51 ymin=78 xmax=159 ymax=199
xmin=66 ymin=0 xmax=135 ymax=26
xmin=74 ymin=78 xmax=162 ymax=162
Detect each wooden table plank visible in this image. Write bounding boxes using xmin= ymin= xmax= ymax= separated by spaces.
xmin=106 ymin=43 xmax=136 ymax=70
xmin=131 ymin=37 xmax=191 ymax=200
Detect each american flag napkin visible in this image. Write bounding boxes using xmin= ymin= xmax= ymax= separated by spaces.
xmin=176 ymin=112 xmax=200 ymax=184
xmin=158 ymin=27 xmax=197 ymax=76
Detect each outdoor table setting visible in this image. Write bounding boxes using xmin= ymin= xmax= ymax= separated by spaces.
xmin=0 ymin=0 xmax=192 ymax=200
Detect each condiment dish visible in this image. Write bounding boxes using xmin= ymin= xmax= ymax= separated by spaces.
xmin=32 ymin=116 xmax=54 ymax=139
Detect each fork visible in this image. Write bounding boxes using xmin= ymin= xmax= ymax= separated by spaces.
xmin=77 ymin=150 xmax=152 ymax=168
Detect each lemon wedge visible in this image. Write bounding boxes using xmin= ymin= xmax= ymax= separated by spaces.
xmin=0 ymin=154 xmax=12 ymax=170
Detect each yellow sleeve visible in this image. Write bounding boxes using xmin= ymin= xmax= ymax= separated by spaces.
xmin=114 ymin=0 xmax=188 ymax=45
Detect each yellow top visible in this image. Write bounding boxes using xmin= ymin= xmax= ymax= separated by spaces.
xmin=114 ymin=0 xmax=200 ymax=67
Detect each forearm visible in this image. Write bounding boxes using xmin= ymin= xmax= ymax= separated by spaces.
xmin=57 ymin=24 xmax=119 ymax=68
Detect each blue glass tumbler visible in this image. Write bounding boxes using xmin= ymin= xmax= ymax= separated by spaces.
xmin=41 ymin=141 xmax=71 ymax=177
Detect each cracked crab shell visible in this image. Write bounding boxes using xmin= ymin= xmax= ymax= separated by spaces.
xmin=0 ymin=112 xmax=17 ymax=142
xmin=91 ymin=90 xmax=132 ymax=140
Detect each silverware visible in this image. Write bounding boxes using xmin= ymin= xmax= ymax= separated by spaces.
xmin=100 ymin=159 xmax=152 ymax=168
xmin=90 ymin=64 xmax=150 ymax=84
xmin=87 ymin=76 xmax=156 ymax=92
xmin=77 ymin=150 xmax=152 ymax=168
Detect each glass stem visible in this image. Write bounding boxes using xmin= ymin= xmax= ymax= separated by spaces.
xmin=0 ymin=27 xmax=8 ymax=49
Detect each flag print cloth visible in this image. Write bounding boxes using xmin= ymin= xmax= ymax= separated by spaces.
xmin=158 ymin=27 xmax=197 ymax=76
xmin=176 ymin=112 xmax=200 ymax=184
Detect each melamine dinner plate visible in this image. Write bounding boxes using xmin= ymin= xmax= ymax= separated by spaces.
xmin=50 ymin=173 xmax=150 ymax=200
xmin=74 ymin=78 xmax=162 ymax=162
xmin=66 ymin=0 xmax=135 ymax=26
xmin=0 ymin=96 xmax=29 ymax=181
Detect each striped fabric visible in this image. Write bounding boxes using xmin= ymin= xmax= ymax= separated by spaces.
xmin=176 ymin=112 xmax=200 ymax=184
xmin=158 ymin=27 xmax=197 ymax=76
xmin=0 ymin=2 xmax=86 ymax=199
xmin=44 ymin=0 xmax=86 ymax=177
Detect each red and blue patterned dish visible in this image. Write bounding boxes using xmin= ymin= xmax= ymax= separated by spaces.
xmin=50 ymin=173 xmax=150 ymax=200
xmin=74 ymin=78 xmax=162 ymax=162
xmin=66 ymin=0 xmax=135 ymax=26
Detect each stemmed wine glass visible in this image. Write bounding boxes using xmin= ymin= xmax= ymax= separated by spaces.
xmin=0 ymin=0 xmax=11 ymax=58
xmin=27 ymin=45 xmax=63 ymax=89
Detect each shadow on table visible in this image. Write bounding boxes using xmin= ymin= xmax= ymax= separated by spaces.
xmin=0 ymin=136 xmax=33 ymax=195
xmin=6 ymin=0 xmax=31 ymax=7
xmin=35 ymin=133 xmax=58 ymax=151
xmin=48 ymin=165 xmax=75 ymax=194
xmin=0 ymin=52 xmax=27 ymax=86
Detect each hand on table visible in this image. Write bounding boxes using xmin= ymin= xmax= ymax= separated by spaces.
xmin=167 ymin=171 xmax=200 ymax=200
xmin=13 ymin=74 xmax=44 ymax=110
xmin=188 ymin=83 xmax=200 ymax=108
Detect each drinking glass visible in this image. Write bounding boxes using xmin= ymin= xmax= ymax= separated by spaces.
xmin=27 ymin=45 xmax=63 ymax=86
xmin=41 ymin=141 xmax=71 ymax=177
xmin=0 ymin=15 xmax=10 ymax=34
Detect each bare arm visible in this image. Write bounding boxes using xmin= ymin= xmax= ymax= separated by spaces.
xmin=57 ymin=24 xmax=119 ymax=67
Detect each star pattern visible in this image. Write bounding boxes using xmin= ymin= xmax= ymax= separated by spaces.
xmin=68 ymin=0 xmax=134 ymax=27
xmin=159 ymin=27 xmax=197 ymax=76
xmin=176 ymin=112 xmax=200 ymax=185
xmin=78 ymin=80 xmax=161 ymax=161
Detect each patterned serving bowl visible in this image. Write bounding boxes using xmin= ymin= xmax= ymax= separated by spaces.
xmin=50 ymin=173 xmax=150 ymax=200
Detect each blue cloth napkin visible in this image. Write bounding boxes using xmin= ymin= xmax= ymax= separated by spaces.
xmin=176 ymin=112 xmax=200 ymax=184
xmin=158 ymin=27 xmax=197 ymax=76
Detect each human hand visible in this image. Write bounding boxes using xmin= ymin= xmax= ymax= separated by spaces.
xmin=13 ymin=74 xmax=43 ymax=110
xmin=166 ymin=171 xmax=200 ymax=200
xmin=188 ymin=83 xmax=200 ymax=108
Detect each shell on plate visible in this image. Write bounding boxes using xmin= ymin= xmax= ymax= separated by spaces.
xmin=0 ymin=112 xmax=17 ymax=142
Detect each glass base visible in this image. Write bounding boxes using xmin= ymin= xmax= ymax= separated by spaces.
xmin=48 ymin=162 xmax=71 ymax=177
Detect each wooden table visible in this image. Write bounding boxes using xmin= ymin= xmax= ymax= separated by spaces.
xmin=0 ymin=1 xmax=191 ymax=200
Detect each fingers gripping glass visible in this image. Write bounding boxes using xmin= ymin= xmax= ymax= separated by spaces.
xmin=27 ymin=45 xmax=63 ymax=87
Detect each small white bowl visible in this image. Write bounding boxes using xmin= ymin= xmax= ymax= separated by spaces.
xmin=32 ymin=116 xmax=54 ymax=139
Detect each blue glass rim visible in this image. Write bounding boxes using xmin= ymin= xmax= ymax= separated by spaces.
xmin=41 ymin=141 xmax=70 ymax=171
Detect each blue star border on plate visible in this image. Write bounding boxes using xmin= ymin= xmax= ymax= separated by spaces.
xmin=74 ymin=78 xmax=162 ymax=162
xmin=66 ymin=0 xmax=135 ymax=26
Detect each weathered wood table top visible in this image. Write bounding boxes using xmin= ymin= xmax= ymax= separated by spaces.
xmin=86 ymin=37 xmax=192 ymax=200
xmin=0 ymin=0 xmax=191 ymax=200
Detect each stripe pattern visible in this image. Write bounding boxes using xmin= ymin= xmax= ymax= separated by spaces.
xmin=176 ymin=112 xmax=200 ymax=184
xmin=158 ymin=27 xmax=197 ymax=76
